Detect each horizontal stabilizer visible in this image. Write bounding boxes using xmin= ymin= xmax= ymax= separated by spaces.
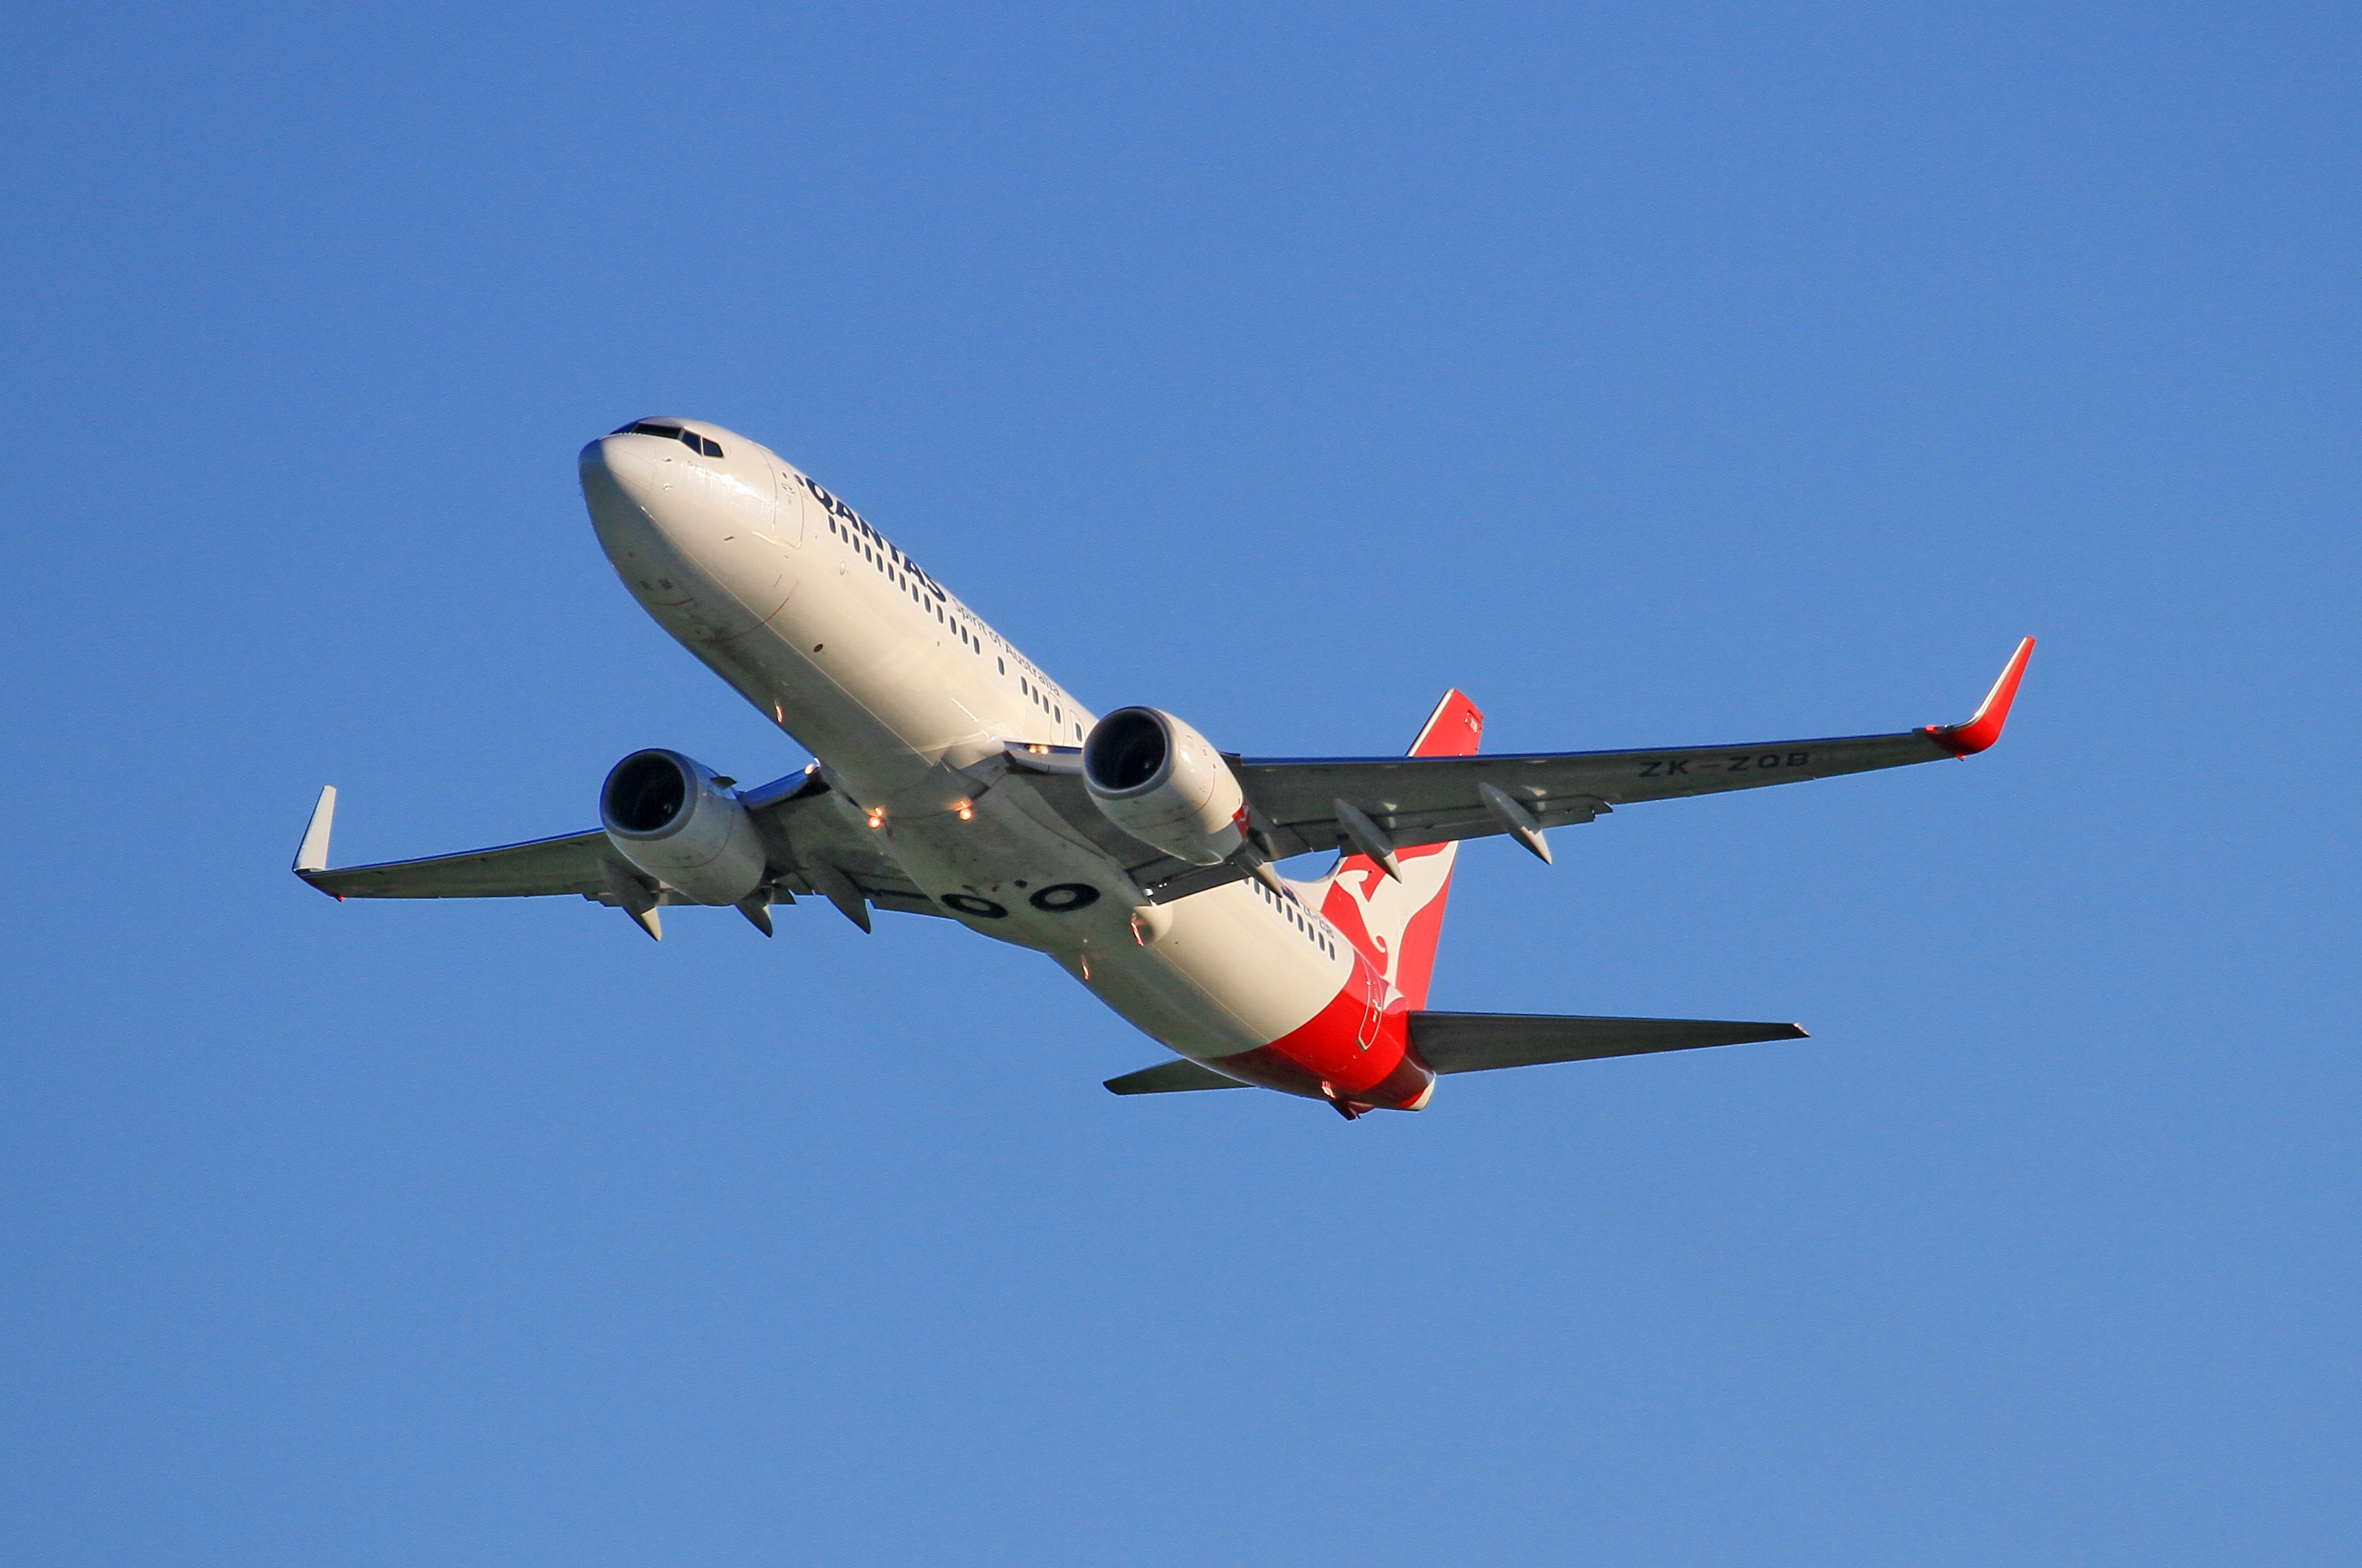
xmin=1409 ymin=1012 xmax=1807 ymax=1075
xmin=1104 ymin=1059 xmax=1250 ymax=1095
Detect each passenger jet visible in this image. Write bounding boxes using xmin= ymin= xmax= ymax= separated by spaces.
xmin=293 ymin=418 xmax=2033 ymax=1117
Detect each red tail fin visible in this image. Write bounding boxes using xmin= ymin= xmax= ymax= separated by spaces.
xmin=1318 ymin=690 xmax=1482 ymax=1009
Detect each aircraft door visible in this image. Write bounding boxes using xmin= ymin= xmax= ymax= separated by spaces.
xmin=713 ymin=455 xmax=779 ymax=545
xmin=766 ymin=461 xmax=807 ymax=548
xmin=696 ymin=450 xmax=797 ymax=633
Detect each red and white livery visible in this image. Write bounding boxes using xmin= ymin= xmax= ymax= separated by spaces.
xmin=292 ymin=418 xmax=2034 ymax=1117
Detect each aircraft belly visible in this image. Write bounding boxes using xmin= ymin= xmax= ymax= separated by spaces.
xmin=1071 ymin=886 xmax=1352 ymax=1065
xmin=1082 ymin=885 xmax=1429 ymax=1108
xmin=1074 ymin=948 xmax=1270 ymax=1060
xmin=666 ymin=578 xmax=991 ymax=808
xmin=871 ymin=797 xmax=1349 ymax=1068
xmin=873 ymin=790 xmax=1141 ymax=949
xmin=606 ymin=490 xmax=991 ymax=801
xmin=762 ymin=585 xmax=1014 ymax=801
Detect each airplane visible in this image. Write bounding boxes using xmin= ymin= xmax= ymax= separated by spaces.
xmin=292 ymin=417 xmax=2034 ymax=1119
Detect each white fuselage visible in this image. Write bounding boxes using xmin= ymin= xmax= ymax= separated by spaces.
xmin=578 ymin=420 xmax=1384 ymax=1081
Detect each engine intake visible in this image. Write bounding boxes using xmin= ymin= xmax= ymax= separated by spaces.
xmin=1081 ymin=708 xmax=1246 ymax=867
xmin=599 ymin=749 xmax=768 ymax=905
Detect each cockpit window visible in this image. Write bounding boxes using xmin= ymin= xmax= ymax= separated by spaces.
xmin=609 ymin=421 xmax=723 ymax=458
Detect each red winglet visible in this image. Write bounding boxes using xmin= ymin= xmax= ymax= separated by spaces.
xmin=1924 ymin=636 xmax=2035 ymax=756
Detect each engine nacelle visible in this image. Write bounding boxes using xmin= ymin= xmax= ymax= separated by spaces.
xmin=1081 ymin=708 xmax=1247 ymax=867
xmin=599 ymin=749 xmax=767 ymax=905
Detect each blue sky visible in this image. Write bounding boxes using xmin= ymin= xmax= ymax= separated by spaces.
xmin=3 ymin=4 xmax=2356 ymax=1563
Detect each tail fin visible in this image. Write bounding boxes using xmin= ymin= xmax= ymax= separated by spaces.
xmin=1317 ymin=690 xmax=1483 ymax=1009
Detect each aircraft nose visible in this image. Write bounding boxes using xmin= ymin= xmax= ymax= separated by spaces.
xmin=580 ymin=434 xmax=662 ymax=514
xmin=580 ymin=433 xmax=687 ymax=569
xmin=578 ymin=426 xmax=788 ymax=644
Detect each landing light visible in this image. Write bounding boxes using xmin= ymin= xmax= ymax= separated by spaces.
xmin=867 ymin=807 xmax=885 ymax=829
xmin=955 ymin=801 xmax=974 ymax=821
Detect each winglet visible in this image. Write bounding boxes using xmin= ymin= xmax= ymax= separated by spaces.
xmin=293 ymin=786 xmax=343 ymax=898
xmin=1924 ymin=637 xmax=2035 ymax=756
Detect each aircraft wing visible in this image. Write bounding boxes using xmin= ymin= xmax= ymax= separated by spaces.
xmin=290 ymin=790 xmax=609 ymax=899
xmin=290 ymin=772 xmax=946 ymax=931
xmin=1009 ymin=638 xmax=2033 ymax=901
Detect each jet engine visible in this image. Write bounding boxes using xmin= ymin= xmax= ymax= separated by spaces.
xmin=1081 ymin=707 xmax=1247 ymax=866
xmin=599 ymin=749 xmax=768 ymax=905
